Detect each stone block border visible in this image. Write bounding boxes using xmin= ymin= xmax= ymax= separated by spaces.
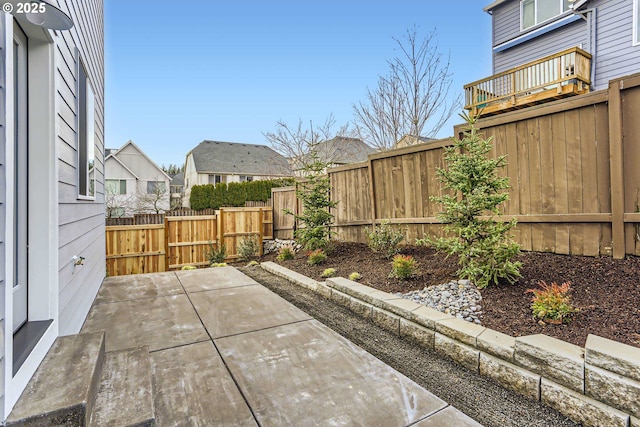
xmin=261 ymin=262 xmax=640 ymax=427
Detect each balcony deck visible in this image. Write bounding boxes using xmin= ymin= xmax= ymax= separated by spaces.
xmin=464 ymin=47 xmax=592 ymax=117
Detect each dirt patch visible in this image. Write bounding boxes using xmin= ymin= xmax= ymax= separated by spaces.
xmin=260 ymin=242 xmax=640 ymax=348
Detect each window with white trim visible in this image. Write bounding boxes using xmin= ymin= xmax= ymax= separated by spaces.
xmin=239 ymin=175 xmax=253 ymax=182
xmin=208 ymin=174 xmax=224 ymax=185
xmin=78 ymin=57 xmax=95 ymax=198
xmin=105 ymin=179 xmax=127 ymax=194
xmin=147 ymin=181 xmax=166 ymax=194
xmin=521 ymin=0 xmax=571 ymax=30
xmin=634 ymin=0 xmax=640 ymax=45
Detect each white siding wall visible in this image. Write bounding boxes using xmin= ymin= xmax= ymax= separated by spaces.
xmin=55 ymin=0 xmax=105 ymax=335
xmin=491 ymin=0 xmax=640 ymax=90
xmin=0 ymin=14 xmax=6 ymax=410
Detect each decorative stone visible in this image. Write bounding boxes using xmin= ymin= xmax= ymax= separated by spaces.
xmin=435 ymin=317 xmax=486 ymax=347
xmin=515 ymin=334 xmax=584 ymax=392
xmin=479 ymin=353 xmax=540 ymax=400
xmin=330 ymin=289 xmax=351 ymax=308
xmin=409 ymin=306 xmax=452 ymax=330
xmin=585 ymin=334 xmax=640 ymax=383
xmin=400 ymin=319 xmax=435 ymax=350
xmin=541 ymin=378 xmax=629 ymax=427
xmin=371 ymin=306 xmax=400 ymax=335
xmin=349 ymin=298 xmax=373 ymax=319
xmin=477 ymin=329 xmax=515 ymax=361
xmin=585 ymin=364 xmax=640 ymax=418
xmin=434 ymin=333 xmax=479 ymax=372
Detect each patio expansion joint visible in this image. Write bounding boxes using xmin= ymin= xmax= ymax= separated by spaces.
xmin=404 ymin=404 xmax=451 ymax=426
xmin=185 ymin=282 xmax=259 ymax=294
xmin=176 ymin=273 xmax=264 ymax=427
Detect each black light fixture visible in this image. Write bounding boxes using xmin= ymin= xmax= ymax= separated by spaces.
xmin=4 ymin=0 xmax=74 ymax=30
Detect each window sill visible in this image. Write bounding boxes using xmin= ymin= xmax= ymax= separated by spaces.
xmin=77 ymin=195 xmax=96 ymax=201
xmin=494 ymin=13 xmax=583 ymax=53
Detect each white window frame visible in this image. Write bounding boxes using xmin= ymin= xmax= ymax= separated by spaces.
xmin=105 ymin=179 xmax=126 ymax=195
xmin=77 ymin=52 xmax=96 ymax=200
xmin=208 ymin=174 xmax=223 ymax=185
xmin=239 ymin=175 xmax=253 ymax=182
xmin=520 ymin=0 xmax=571 ymax=32
xmin=634 ymin=0 xmax=640 ymax=46
xmin=147 ymin=181 xmax=166 ymax=194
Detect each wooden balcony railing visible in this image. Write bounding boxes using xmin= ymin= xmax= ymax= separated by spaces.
xmin=464 ymin=47 xmax=592 ymax=117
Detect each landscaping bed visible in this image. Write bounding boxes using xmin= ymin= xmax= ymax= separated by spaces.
xmin=259 ymin=241 xmax=640 ymax=349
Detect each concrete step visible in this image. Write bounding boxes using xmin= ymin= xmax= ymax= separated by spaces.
xmin=89 ymin=347 xmax=155 ymax=427
xmin=6 ymin=331 xmax=106 ymax=426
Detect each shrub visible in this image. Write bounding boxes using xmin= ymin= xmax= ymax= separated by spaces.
xmin=390 ymin=254 xmax=417 ymax=279
xmin=237 ymin=235 xmax=260 ymax=261
xmin=181 ymin=265 xmax=197 ymax=270
xmin=366 ymin=221 xmax=406 ymax=258
xmin=422 ymin=112 xmax=521 ymax=289
xmin=307 ymin=249 xmax=327 ymax=265
xmin=190 ymin=178 xmax=295 ymax=210
xmin=348 ymin=272 xmax=362 ymax=281
xmin=210 ymin=262 xmax=228 ymax=268
xmin=286 ymin=153 xmax=337 ymax=251
xmin=276 ymin=245 xmax=295 ymax=261
xmin=321 ymin=268 xmax=336 ymax=278
xmin=526 ymin=281 xmax=577 ymax=323
xmin=246 ymin=260 xmax=260 ymax=267
xmin=205 ymin=241 xmax=226 ymax=265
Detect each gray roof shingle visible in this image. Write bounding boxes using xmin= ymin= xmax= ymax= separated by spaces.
xmin=189 ymin=140 xmax=292 ymax=176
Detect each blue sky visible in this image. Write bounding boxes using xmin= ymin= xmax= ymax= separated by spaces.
xmin=104 ymin=1 xmax=493 ymax=168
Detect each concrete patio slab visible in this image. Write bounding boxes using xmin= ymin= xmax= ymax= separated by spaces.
xmin=94 ymin=272 xmax=184 ymax=305
xmin=151 ymin=341 xmax=257 ymax=427
xmin=190 ymin=284 xmax=312 ymax=338
xmin=216 ymin=319 xmax=448 ymax=426
xmin=177 ymin=266 xmax=259 ymax=293
xmin=82 ymin=294 xmax=209 ymax=352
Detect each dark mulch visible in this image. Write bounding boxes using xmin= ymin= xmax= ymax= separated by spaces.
xmin=260 ymin=241 xmax=640 ymax=349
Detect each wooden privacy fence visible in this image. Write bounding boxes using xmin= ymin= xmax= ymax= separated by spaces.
xmin=106 ymin=207 xmax=273 ymax=276
xmin=272 ymin=72 xmax=640 ymax=258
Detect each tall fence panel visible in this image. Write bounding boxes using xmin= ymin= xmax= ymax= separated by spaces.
xmin=272 ymin=186 xmax=297 ymax=239
xmin=106 ymin=207 xmax=274 ymax=275
xmin=166 ymin=215 xmax=218 ymax=270
xmin=106 ymin=224 xmax=166 ymax=276
xmin=274 ymin=72 xmax=640 ymax=257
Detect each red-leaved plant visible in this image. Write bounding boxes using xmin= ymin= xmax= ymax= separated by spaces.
xmin=525 ymin=281 xmax=577 ymax=324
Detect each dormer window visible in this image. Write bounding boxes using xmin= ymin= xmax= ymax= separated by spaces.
xmin=521 ymin=0 xmax=571 ymax=30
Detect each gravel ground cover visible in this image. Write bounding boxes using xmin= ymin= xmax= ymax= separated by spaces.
xmin=260 ymin=241 xmax=640 ymax=348
xmin=240 ymin=265 xmax=579 ymax=427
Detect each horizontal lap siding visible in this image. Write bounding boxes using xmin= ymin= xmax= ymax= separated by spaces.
xmin=56 ymin=0 xmax=106 ymax=335
xmin=494 ymin=20 xmax=586 ymax=74
xmin=492 ymin=1 xmax=521 ymax=46
xmin=593 ymin=0 xmax=640 ymax=89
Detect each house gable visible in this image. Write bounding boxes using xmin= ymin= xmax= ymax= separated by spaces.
xmin=110 ymin=140 xmax=170 ymax=181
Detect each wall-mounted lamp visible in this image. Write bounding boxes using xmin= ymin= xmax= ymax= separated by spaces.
xmin=4 ymin=0 xmax=74 ymax=30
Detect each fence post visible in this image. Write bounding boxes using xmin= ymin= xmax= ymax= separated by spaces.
xmin=258 ymin=208 xmax=264 ymax=256
xmin=368 ymin=157 xmax=377 ymax=227
xmin=608 ymin=78 xmax=626 ymax=258
xmin=164 ymin=216 xmax=170 ymax=271
xmin=217 ymin=208 xmax=223 ymax=253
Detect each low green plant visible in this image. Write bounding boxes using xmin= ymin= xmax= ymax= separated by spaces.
xmin=237 ymin=235 xmax=260 ymax=261
xmin=321 ymin=268 xmax=336 ymax=278
xmin=307 ymin=249 xmax=327 ymax=265
xmin=246 ymin=260 xmax=260 ymax=267
xmin=210 ymin=262 xmax=228 ymax=268
xmin=366 ymin=221 xmax=406 ymax=258
xmin=390 ymin=254 xmax=417 ymax=279
xmin=205 ymin=241 xmax=226 ymax=265
xmin=348 ymin=272 xmax=362 ymax=281
xmin=181 ymin=265 xmax=197 ymax=270
xmin=276 ymin=245 xmax=295 ymax=261
xmin=526 ymin=281 xmax=577 ymax=323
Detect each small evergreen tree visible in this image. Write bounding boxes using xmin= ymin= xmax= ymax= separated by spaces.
xmin=286 ymin=151 xmax=337 ymax=251
xmin=425 ymin=112 xmax=521 ymax=289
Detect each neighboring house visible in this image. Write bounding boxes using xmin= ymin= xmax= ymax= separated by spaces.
xmin=104 ymin=140 xmax=171 ymax=216
xmin=0 ymin=1 xmax=105 ymax=420
xmin=183 ymin=140 xmax=292 ymax=207
xmin=291 ymin=136 xmax=376 ymax=175
xmin=468 ymin=0 xmax=640 ymax=115
xmin=170 ymin=171 xmax=185 ymax=209
xmin=485 ymin=0 xmax=640 ymax=89
xmin=394 ymin=135 xmax=437 ymax=149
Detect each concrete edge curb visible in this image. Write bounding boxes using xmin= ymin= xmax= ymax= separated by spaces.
xmin=260 ymin=261 xmax=639 ymax=427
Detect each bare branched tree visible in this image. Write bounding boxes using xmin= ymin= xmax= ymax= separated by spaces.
xmin=135 ymin=179 xmax=169 ymax=214
xmin=264 ymin=114 xmax=358 ymax=175
xmin=354 ymin=27 xmax=459 ymax=151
